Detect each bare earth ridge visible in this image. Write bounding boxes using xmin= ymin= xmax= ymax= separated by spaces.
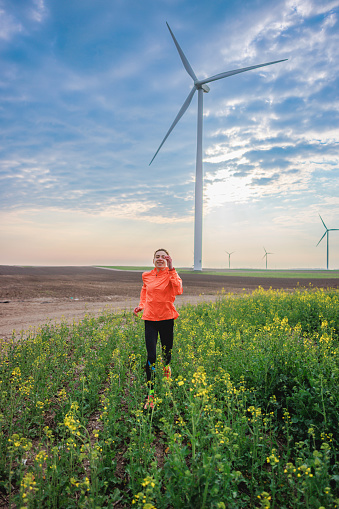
xmin=1 ymin=265 xmax=338 ymax=341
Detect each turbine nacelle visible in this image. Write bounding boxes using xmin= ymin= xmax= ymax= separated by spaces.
xmin=199 ymin=83 xmax=210 ymax=93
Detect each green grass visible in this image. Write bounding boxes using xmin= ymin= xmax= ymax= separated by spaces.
xmin=1 ymin=288 xmax=339 ymax=508
xmin=196 ymin=270 xmax=339 ymax=278
xmin=99 ymin=266 xmax=339 ymax=279
xmin=98 ymin=265 xmax=152 ymax=271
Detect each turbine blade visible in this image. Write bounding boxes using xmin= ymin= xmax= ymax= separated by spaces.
xmin=149 ymin=87 xmax=196 ymax=165
xmin=166 ymin=22 xmax=198 ymax=82
xmin=316 ymin=231 xmax=327 ymax=246
xmin=329 ymin=228 xmax=339 ymax=231
xmin=319 ymin=214 xmax=327 ymax=230
xmin=197 ymin=59 xmax=288 ymax=86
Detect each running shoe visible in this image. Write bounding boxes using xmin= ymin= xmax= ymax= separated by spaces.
xmin=163 ymin=365 xmax=172 ymax=380
xmin=144 ymin=394 xmax=154 ymax=410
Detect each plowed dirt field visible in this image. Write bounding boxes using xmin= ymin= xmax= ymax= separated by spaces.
xmin=1 ymin=265 xmax=338 ymax=341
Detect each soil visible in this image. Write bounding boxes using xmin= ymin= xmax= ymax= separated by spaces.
xmin=1 ymin=265 xmax=338 ymax=342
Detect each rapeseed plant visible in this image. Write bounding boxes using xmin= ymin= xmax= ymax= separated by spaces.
xmin=1 ymin=289 xmax=338 ymax=508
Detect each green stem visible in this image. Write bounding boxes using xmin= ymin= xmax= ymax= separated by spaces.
xmin=201 ymin=466 xmax=213 ymax=509
xmin=320 ymin=375 xmax=327 ymax=425
xmin=191 ymin=413 xmax=196 ymax=460
xmin=8 ymin=452 xmax=13 ymax=509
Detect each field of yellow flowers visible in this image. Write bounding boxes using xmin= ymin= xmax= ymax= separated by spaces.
xmin=1 ymin=287 xmax=338 ymax=508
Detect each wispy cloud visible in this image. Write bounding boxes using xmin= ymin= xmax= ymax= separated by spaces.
xmin=29 ymin=0 xmax=47 ymax=23
xmin=0 ymin=7 xmax=22 ymax=40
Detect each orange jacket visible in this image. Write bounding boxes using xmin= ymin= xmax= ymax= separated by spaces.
xmin=138 ymin=267 xmax=183 ymax=321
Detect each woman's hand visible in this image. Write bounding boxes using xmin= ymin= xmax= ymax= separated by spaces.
xmin=164 ymin=255 xmax=173 ymax=270
xmin=133 ymin=306 xmax=142 ymax=316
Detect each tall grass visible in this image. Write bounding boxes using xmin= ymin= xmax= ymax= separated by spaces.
xmin=1 ymin=287 xmax=338 ymax=508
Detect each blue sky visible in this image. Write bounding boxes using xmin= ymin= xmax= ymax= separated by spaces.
xmin=1 ymin=0 xmax=339 ymax=268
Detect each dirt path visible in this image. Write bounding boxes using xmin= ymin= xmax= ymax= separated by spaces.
xmin=0 ymin=294 xmax=218 ymax=341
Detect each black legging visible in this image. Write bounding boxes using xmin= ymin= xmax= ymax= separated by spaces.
xmin=144 ymin=319 xmax=174 ymax=384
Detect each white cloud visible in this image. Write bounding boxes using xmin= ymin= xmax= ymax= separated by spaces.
xmin=288 ymin=0 xmax=339 ymax=18
xmin=0 ymin=0 xmax=47 ymax=42
xmin=1 ymin=164 xmax=57 ymax=186
xmin=0 ymin=8 xmax=22 ymax=40
xmin=97 ymin=199 xmax=192 ymax=224
xmin=30 ymin=0 xmax=47 ymax=23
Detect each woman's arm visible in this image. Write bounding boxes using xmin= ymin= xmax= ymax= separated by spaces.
xmin=133 ymin=282 xmax=147 ymax=316
xmin=169 ymin=269 xmax=183 ymax=295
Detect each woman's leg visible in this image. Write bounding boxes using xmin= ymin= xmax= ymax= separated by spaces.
xmin=144 ymin=320 xmax=158 ymax=386
xmin=158 ymin=319 xmax=174 ymax=367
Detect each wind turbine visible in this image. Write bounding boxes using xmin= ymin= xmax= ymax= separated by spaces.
xmin=225 ymin=250 xmax=234 ymax=269
xmin=316 ymin=214 xmax=339 ymax=270
xmin=263 ymin=247 xmax=273 ymax=270
xmin=150 ymin=22 xmax=287 ymax=271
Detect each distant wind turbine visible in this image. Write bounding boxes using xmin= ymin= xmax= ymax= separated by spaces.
xmin=150 ymin=22 xmax=287 ymax=271
xmin=316 ymin=214 xmax=339 ymax=270
xmin=225 ymin=250 xmax=234 ymax=269
xmin=263 ymin=247 xmax=273 ymax=270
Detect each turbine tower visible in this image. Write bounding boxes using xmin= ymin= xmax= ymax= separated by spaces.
xmin=316 ymin=214 xmax=339 ymax=270
xmin=225 ymin=250 xmax=234 ymax=269
xmin=150 ymin=22 xmax=287 ymax=271
xmin=263 ymin=247 xmax=273 ymax=270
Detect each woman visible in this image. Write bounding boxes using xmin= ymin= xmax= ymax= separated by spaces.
xmin=134 ymin=248 xmax=183 ymax=409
